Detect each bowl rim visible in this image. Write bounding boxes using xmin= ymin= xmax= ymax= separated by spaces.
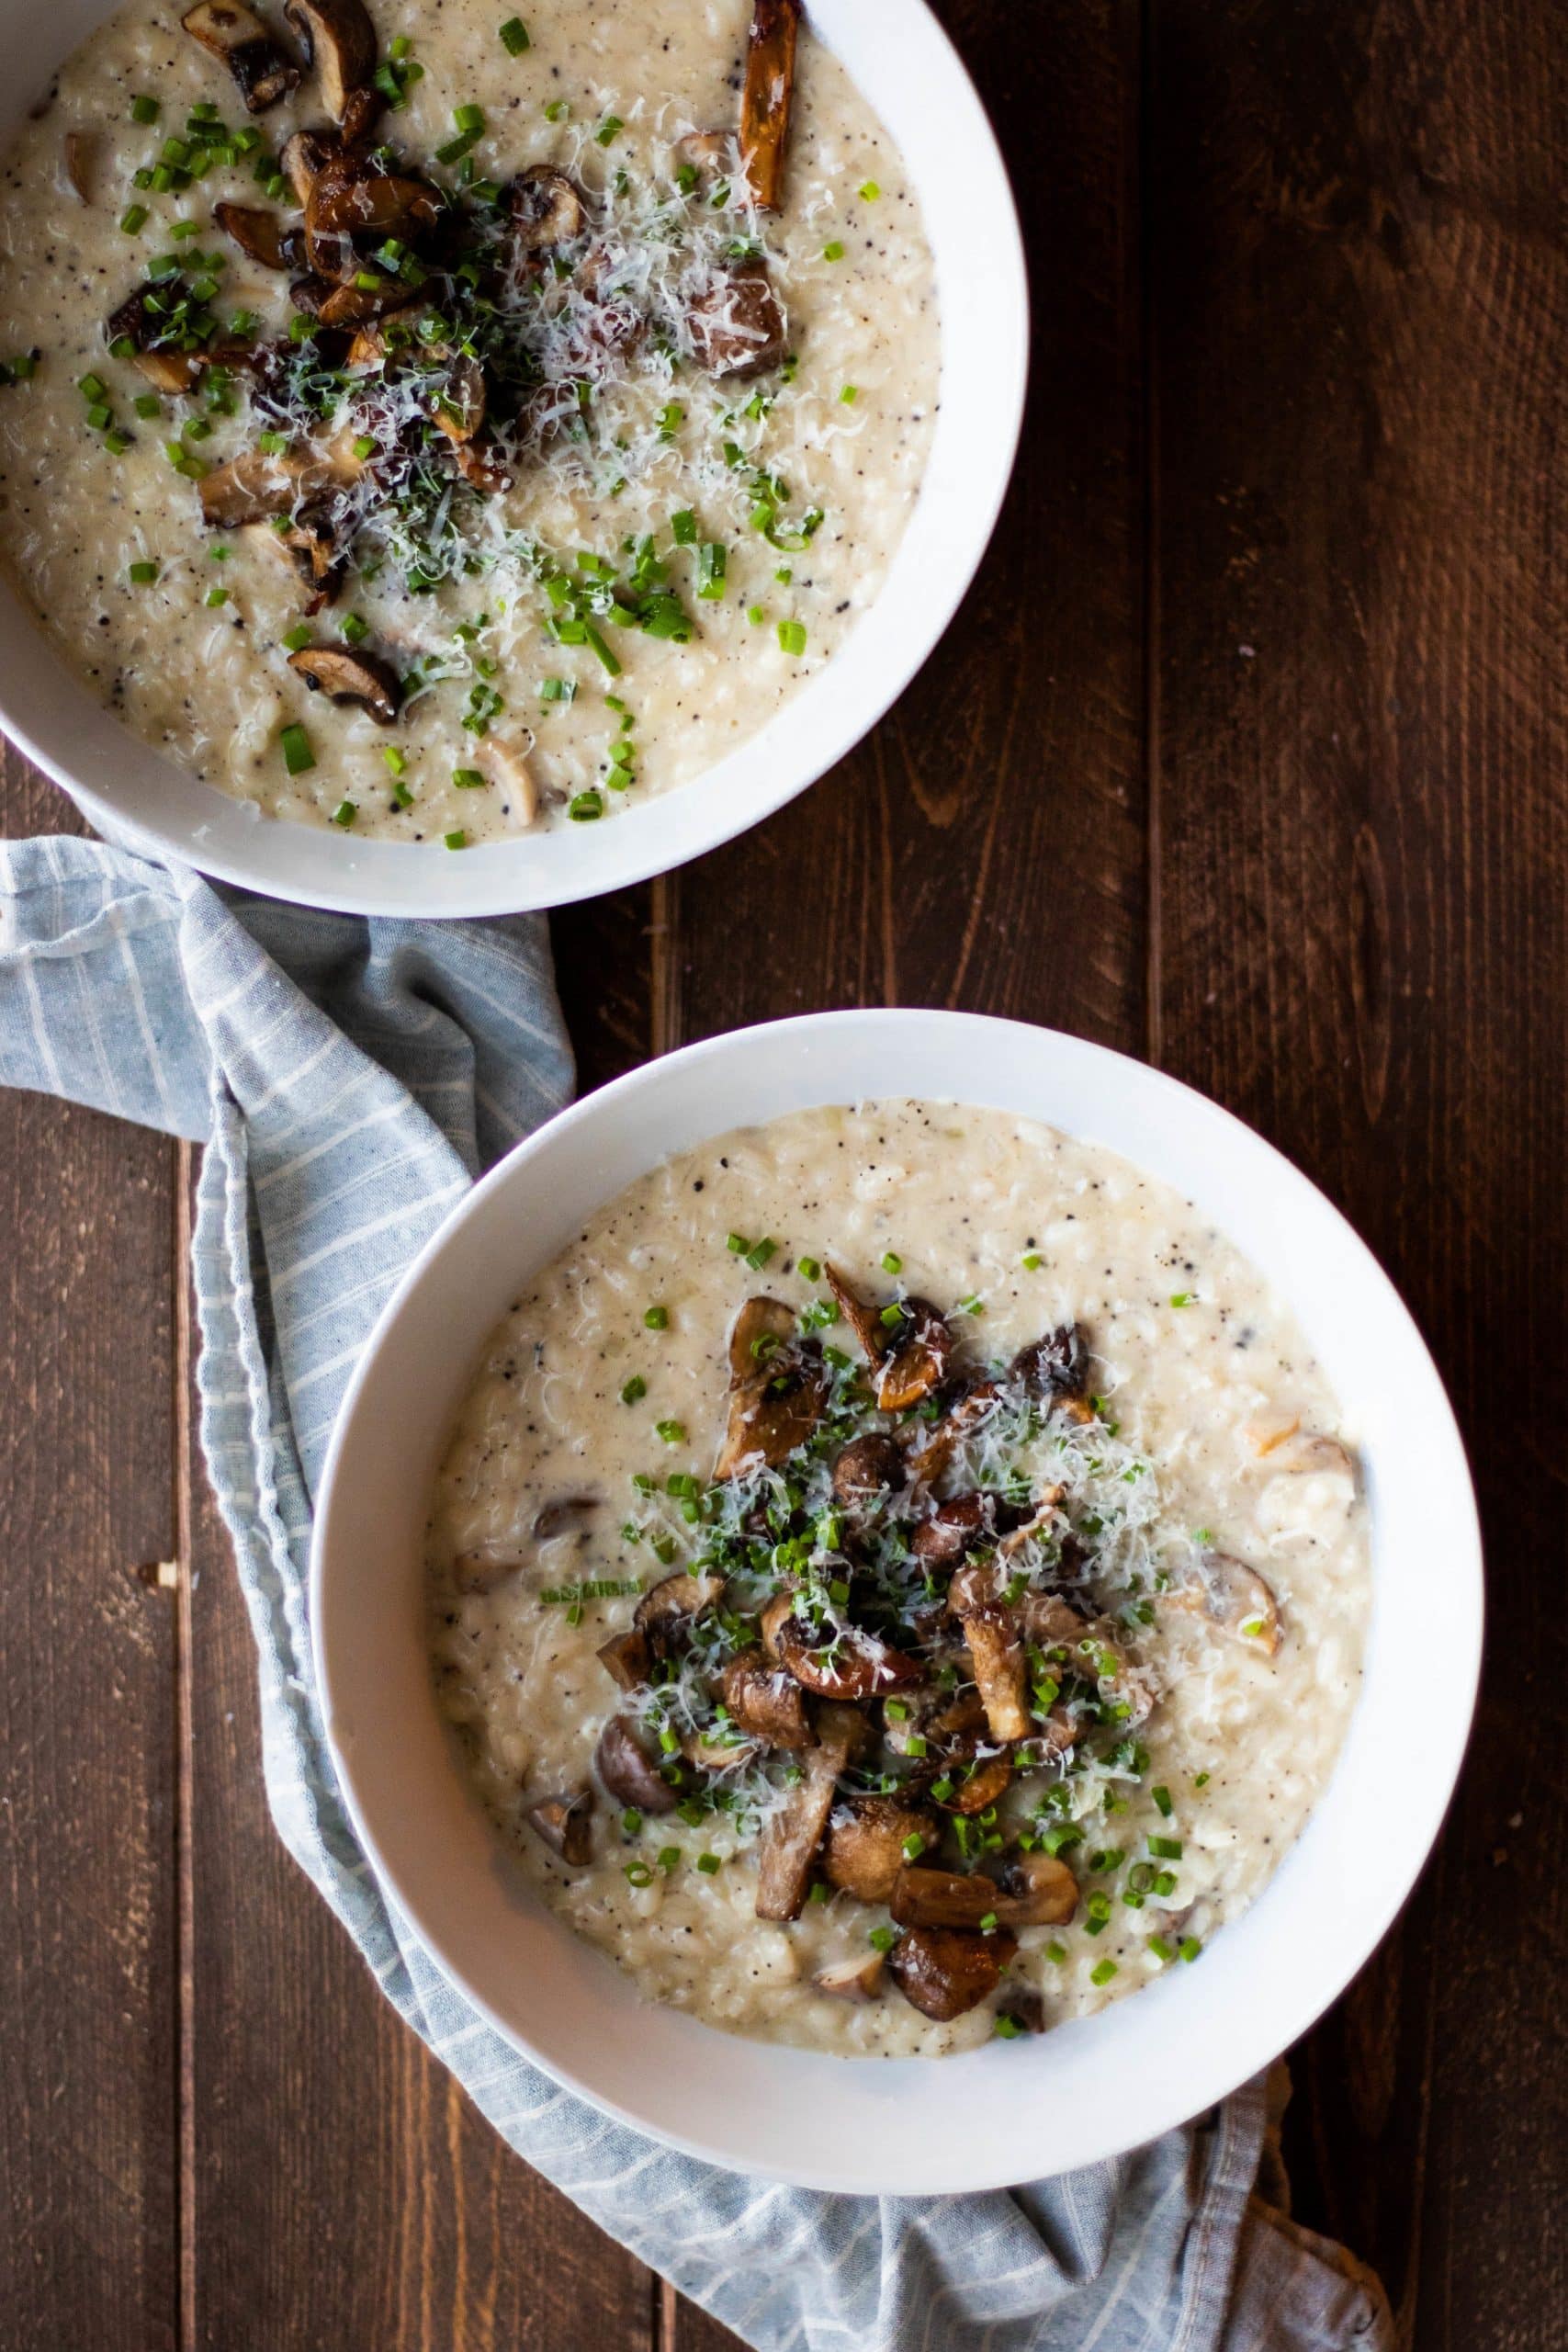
xmin=310 ymin=1010 xmax=1483 ymax=2189
xmin=0 ymin=0 xmax=1028 ymax=918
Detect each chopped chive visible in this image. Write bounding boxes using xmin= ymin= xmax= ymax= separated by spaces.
xmin=726 ymin=1233 xmax=749 ymax=1255
xmin=130 ymin=95 xmax=160 ymax=124
xmin=620 ymin=1375 xmax=647 ymax=1405
xmin=119 ymin=204 xmax=149 ymax=235
xmin=443 ymin=829 xmax=468 ymax=850
xmin=389 ymin=779 xmax=413 ymax=809
xmin=993 ymin=2014 xmax=1023 ymax=2039
xmin=743 ymin=1237 xmax=776 ymax=1271
xmin=1194 ymin=1771 xmax=1211 ymax=1788
xmin=670 ymin=508 xmax=697 ymax=545
xmin=340 ymin=612 xmax=369 ymax=644
xmin=1044 ymin=1939 xmax=1067 ymax=1963
xmin=104 ymin=430 xmax=133 ymax=456
xmin=279 ymin=723 xmax=314 ymax=775
xmin=382 ymin=745 xmax=407 ymax=777
xmin=1153 ymin=1785 xmax=1174 ymax=1817
xmin=1021 ymin=1250 xmax=1043 ymax=1270
xmin=451 ymin=766 xmax=485 ymax=788
xmin=205 ymin=586 xmax=229 ymax=607
xmin=822 ymin=239 xmax=845 ymax=260
xmin=696 ymin=541 xmax=727 ymax=600
xmin=840 ymin=384 xmax=858 ymax=403
xmin=776 ymin=618 xmax=807 ymax=657
xmin=127 ymin=560 xmax=159 ymax=584
xmin=1179 ymin=1936 xmax=1202 ymax=1962
xmin=331 ymin=798 xmax=357 ymax=828
xmin=797 ymin=1254 xmax=821 ymax=1282
xmin=595 ymin=115 xmax=624 ymax=145
xmin=453 ymin=102 xmax=486 ymax=133
xmin=133 ymin=392 xmax=161 ymax=418
xmin=746 ymin=604 xmax=764 ymax=625
xmin=569 ymin=789 xmax=604 ymax=821
xmin=500 ymin=14 xmax=530 ymax=51
xmin=655 ymin=1419 xmax=685 ymax=1445
xmin=544 ymin=97 xmax=569 ymax=121
xmin=1147 ymin=1934 xmax=1176 ymax=1963
xmin=282 ymin=623 xmax=312 ymax=651
xmin=624 ymin=1861 xmax=652 ymax=1886
xmin=1090 ymin=1959 xmax=1119 ymax=1987
xmin=858 ymin=179 xmax=880 ymax=199
xmin=696 ymin=1852 xmax=720 ymax=1874
xmin=880 ymin=1250 xmax=902 ymax=1273
xmin=868 ymin=1926 xmax=896 ymax=1954
xmin=958 ymin=1294 xmax=985 ymax=1316
xmin=77 ymin=372 xmax=107 ymax=403
xmin=1148 ymin=1835 xmax=1183 ymax=1860
xmin=643 ymin=1306 xmax=669 ymax=1330
xmin=1169 ymin=1291 xmax=1195 ymax=1307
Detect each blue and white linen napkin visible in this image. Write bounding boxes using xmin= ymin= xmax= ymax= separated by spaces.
xmin=0 ymin=831 xmax=1393 ymax=2352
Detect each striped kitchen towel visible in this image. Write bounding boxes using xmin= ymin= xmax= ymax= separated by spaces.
xmin=0 ymin=831 xmax=1393 ymax=2352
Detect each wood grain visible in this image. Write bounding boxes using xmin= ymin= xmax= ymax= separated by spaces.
xmin=0 ymin=757 xmax=182 ymax=2352
xmin=1146 ymin=3 xmax=1567 ymax=2346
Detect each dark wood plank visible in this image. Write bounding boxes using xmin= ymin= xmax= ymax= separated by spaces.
xmin=183 ymin=1205 xmax=658 ymax=2352
xmin=0 ymin=753 xmax=182 ymax=2352
xmin=1147 ymin=4 xmax=1566 ymax=2346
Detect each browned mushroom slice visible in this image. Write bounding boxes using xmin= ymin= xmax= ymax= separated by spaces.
xmin=430 ymin=356 xmax=486 ymax=446
xmin=260 ymin=514 xmax=344 ymax=613
xmin=215 ymin=200 xmax=305 ymax=270
xmin=633 ymin=1569 xmax=726 ymax=1645
xmin=1174 ymin=1554 xmax=1282 ymax=1655
xmin=344 ymin=305 xmax=424 ymax=368
xmin=182 ymin=0 xmax=300 ymax=109
xmin=948 ymin=1561 xmax=1030 ymax=1743
xmin=198 ymin=447 xmax=322 ymax=526
xmin=997 ymin=1485 xmax=1066 ymax=1560
xmin=722 ymin=1646 xmax=814 ymax=1750
xmin=739 ymin=0 xmax=800 ymax=211
xmin=911 ymin=1491 xmax=992 ymax=1568
xmin=506 ymin=165 xmax=586 ymax=253
xmin=106 ymin=289 xmax=208 ymax=390
xmin=63 ymin=131 xmax=96 ymax=202
xmin=754 ymin=1702 xmax=860 ymax=1921
xmin=1010 ymin=1326 xmax=1094 ymax=1421
xmin=824 ymin=1261 xmax=886 ymax=1362
xmin=282 ymin=125 xmax=335 ymax=207
xmin=1015 ymin=1589 xmax=1087 ymax=1649
xmin=715 ymin=1303 xmax=828 ymax=1479
xmin=728 ymin=1295 xmax=795 ymax=1380
xmin=888 ymin=1923 xmax=1017 ymax=2022
xmin=991 ymin=1851 xmax=1078 ymax=1929
xmin=687 ymin=264 xmax=787 ymax=379
xmin=772 ymin=1612 xmax=924 ymax=1703
xmin=288 ymin=644 xmax=402 ymax=723
xmin=942 ymin=1750 xmax=1012 ymax=1816
xmin=823 ymin=1795 xmax=940 ymax=1904
xmin=532 ymin=1494 xmax=598 ymax=1540
xmin=306 ymin=153 xmax=442 ymax=277
xmin=452 ymin=438 xmax=511 ymax=496
xmin=876 ymin=1298 xmax=953 ymax=1412
xmin=907 ymin=1379 xmax=1003 ymax=1485
xmin=596 ymin=1625 xmax=652 ymax=1691
xmin=890 ymin=1864 xmax=1004 ymax=1932
xmin=282 ymin=0 xmax=377 ymax=121
xmin=830 ymin=1432 xmax=905 ymax=1507
xmin=295 ymin=273 xmax=412 ymax=328
xmin=593 ymin=1715 xmax=680 ymax=1814
xmin=814 ymin=1952 xmax=886 ymax=2001
xmin=525 ymin=1788 xmax=592 ymax=1865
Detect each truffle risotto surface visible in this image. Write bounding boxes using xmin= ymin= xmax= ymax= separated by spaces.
xmin=428 ymin=1101 xmax=1371 ymax=2057
xmin=0 ymin=0 xmax=936 ymax=841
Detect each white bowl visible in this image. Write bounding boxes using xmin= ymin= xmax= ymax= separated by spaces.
xmin=0 ymin=0 xmax=1025 ymax=916
xmin=311 ymin=1010 xmax=1483 ymax=2193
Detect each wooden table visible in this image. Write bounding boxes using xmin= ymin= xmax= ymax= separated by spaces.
xmin=3 ymin=4 xmax=1562 ymax=2346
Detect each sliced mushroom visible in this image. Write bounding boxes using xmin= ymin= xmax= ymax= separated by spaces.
xmin=525 ymin=1788 xmax=592 ymax=1865
xmin=824 ymin=1261 xmax=886 ymax=1361
xmin=1010 ymin=1326 xmax=1094 ymax=1421
xmin=814 ymin=1951 xmax=886 ymax=2001
xmin=596 ymin=1626 xmax=652 ymax=1692
xmin=634 ymin=1569 xmax=726 ymax=1644
xmin=1016 ymin=1589 xmax=1087 ymax=1650
xmin=198 ymin=447 xmax=323 ymax=526
xmin=1175 ymin=1554 xmax=1282 ymax=1655
xmin=714 ymin=1306 xmax=828 ymax=1480
xmin=215 ymin=200 xmax=305 ymax=270
xmin=282 ymin=125 xmax=335 ymax=208
xmin=911 ymin=1491 xmax=992 ymax=1569
xmin=261 ymin=514 xmax=344 ymax=611
xmin=997 ymin=1485 xmax=1066 ymax=1560
xmin=306 ymin=152 xmax=442 ymax=277
xmin=290 ymin=270 xmax=412 ymax=328
xmin=687 ymin=262 xmax=787 ymax=379
xmin=282 ymin=0 xmax=377 ymax=122
xmin=106 ymin=289 xmax=207 ymax=390
xmin=532 ymin=1494 xmax=598 ymax=1540
xmin=888 ymin=1924 xmax=1016 ymax=2022
xmin=593 ymin=1715 xmax=680 ymax=1814
xmin=948 ymin=1562 xmax=1030 ymax=1743
xmin=682 ymin=1723 xmax=757 ymax=1773
xmin=344 ymin=304 xmax=424 ymax=368
xmin=739 ymin=0 xmax=799 ymax=211
xmin=990 ymin=1851 xmax=1078 ymax=1929
xmin=823 ymin=1795 xmax=940 ymax=1904
xmin=722 ymin=1646 xmax=814 ymax=1750
xmin=890 ymin=1864 xmax=1005 ymax=1932
xmin=907 ymin=1379 xmax=1003 ymax=1485
xmin=506 ymin=165 xmax=585 ymax=254
xmin=481 ymin=739 xmax=540 ymax=826
xmin=876 ymin=1297 xmax=953 ymax=1412
xmin=429 ymin=356 xmax=486 ymax=446
xmin=941 ymin=1750 xmax=1012 ymax=1816
xmin=182 ymin=0 xmax=300 ymax=110
xmin=830 ymin=1432 xmax=906 ymax=1507
xmin=288 ymin=644 xmax=403 ymax=723
xmin=772 ymin=1612 xmax=924 ymax=1703
xmin=754 ymin=1702 xmax=861 ymax=1921
xmin=63 ymin=131 xmax=96 ymax=203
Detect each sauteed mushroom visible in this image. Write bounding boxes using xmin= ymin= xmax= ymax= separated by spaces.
xmin=593 ymin=1715 xmax=680 ymax=1814
xmin=823 ymin=1795 xmax=940 ymax=1904
xmin=830 ymin=1432 xmax=905 ymax=1507
xmin=197 ymin=446 xmax=324 ymax=526
xmin=287 ymin=644 xmax=403 ymax=722
xmin=106 ymin=289 xmax=205 ymax=390
xmin=948 ymin=1560 xmax=1030 ymax=1742
xmin=875 ymin=1296 xmax=953 ymax=1411
xmin=770 ymin=1611 xmax=923 ymax=1703
xmin=814 ymin=1952 xmax=886 ymax=2001
xmin=1010 ymin=1326 xmax=1094 ymax=1420
xmin=63 ymin=132 xmax=96 ymax=203
xmin=754 ymin=1702 xmax=862 ymax=1921
xmin=990 ymin=1850 xmax=1078 ymax=1928
xmin=722 ymin=1647 xmax=814 ymax=1749
xmin=182 ymin=0 xmax=300 ymax=110
xmin=688 ymin=263 xmax=786 ymax=379
xmin=739 ymin=0 xmax=799 ymax=211
xmin=1176 ymin=1554 xmax=1282 ymax=1655
xmin=525 ymin=1788 xmax=592 ymax=1865
xmin=282 ymin=0 xmax=378 ymax=122
xmin=715 ymin=1296 xmax=828 ymax=1478
xmin=595 ymin=1626 xmax=652 ymax=1692
xmin=506 ymin=165 xmax=585 ymax=253
xmin=890 ymin=1864 xmax=1005 ymax=1932
xmin=888 ymin=1924 xmax=1016 ymax=2022
xmin=215 ymin=200 xmax=305 ymax=270
xmin=282 ymin=125 xmax=335 ymax=207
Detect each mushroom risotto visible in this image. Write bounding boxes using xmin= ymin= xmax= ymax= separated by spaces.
xmin=427 ymin=1102 xmax=1371 ymax=2057
xmin=0 ymin=0 xmax=936 ymax=840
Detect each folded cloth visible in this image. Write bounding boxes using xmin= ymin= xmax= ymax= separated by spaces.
xmin=0 ymin=831 xmax=1393 ymax=2352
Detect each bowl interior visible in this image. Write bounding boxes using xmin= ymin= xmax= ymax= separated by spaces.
xmin=0 ymin=0 xmax=1026 ymax=916
xmin=312 ymin=1012 xmax=1482 ymax=2193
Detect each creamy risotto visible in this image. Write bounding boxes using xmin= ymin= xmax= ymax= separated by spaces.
xmin=426 ymin=1102 xmax=1371 ymax=2058
xmin=0 ymin=0 xmax=936 ymax=840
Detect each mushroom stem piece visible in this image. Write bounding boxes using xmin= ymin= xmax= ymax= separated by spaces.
xmin=754 ymin=1702 xmax=860 ymax=1921
xmin=739 ymin=0 xmax=800 ymax=211
xmin=282 ymin=0 xmax=378 ymax=122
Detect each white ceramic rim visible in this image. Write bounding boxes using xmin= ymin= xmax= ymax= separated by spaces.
xmin=311 ymin=1012 xmax=1483 ymax=2191
xmin=0 ymin=0 xmax=1027 ymax=916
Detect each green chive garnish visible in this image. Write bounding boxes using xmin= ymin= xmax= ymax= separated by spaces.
xmin=279 ymin=723 xmax=314 ymax=775
xmin=776 ymin=619 xmax=807 ymax=657
xmin=500 ymin=15 xmax=529 ymax=51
